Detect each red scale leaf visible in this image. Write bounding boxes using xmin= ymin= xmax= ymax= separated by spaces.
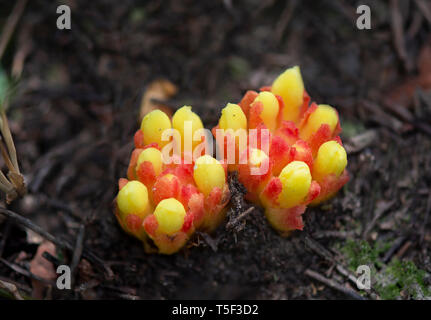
xmin=125 ymin=214 xmax=143 ymax=233
xmin=298 ymin=91 xmax=311 ymax=122
xmin=276 ymin=121 xmax=299 ymax=145
xmin=292 ymin=140 xmax=313 ymax=169
xmin=238 ymin=90 xmax=258 ymax=116
xmin=152 ymin=174 xmax=181 ymax=205
xmin=299 ymin=101 xmax=318 ymax=128
xmin=179 ymin=184 xmax=197 ymax=207
xmin=275 ymin=94 xmax=285 ymax=128
xmin=134 ymin=129 xmax=145 ymax=149
xmin=248 ymin=101 xmax=264 ymax=129
xmin=307 ymin=123 xmax=333 ymax=155
xmin=143 ymin=215 xmax=158 ymax=237
xmin=314 ymin=171 xmax=349 ymax=204
xmin=261 ymin=177 xmax=282 ymax=206
xmin=259 ymin=86 xmax=271 ymax=92
xmin=182 ymin=212 xmax=195 ymax=232
xmin=270 ymin=136 xmax=295 ymax=176
xmin=118 ymin=178 xmax=128 ymax=190
xmin=284 ymin=205 xmax=306 ymax=231
xmin=174 ymin=163 xmax=195 ymax=185
xmin=136 ymin=161 xmax=157 ymax=186
xmin=127 ymin=148 xmax=143 ymax=180
xmin=305 ymin=181 xmax=321 ymax=203
xmin=333 ymin=135 xmax=343 ymax=145
xmin=204 ymin=187 xmax=222 ymax=214
xmin=187 ymin=193 xmax=205 ymax=226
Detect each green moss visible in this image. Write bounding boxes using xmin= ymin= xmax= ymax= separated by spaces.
xmin=341 ymin=239 xmax=388 ymax=270
xmin=341 ymin=239 xmax=430 ymax=299
xmin=376 ymin=259 xmax=430 ymax=300
xmin=339 ymin=119 xmax=365 ymax=139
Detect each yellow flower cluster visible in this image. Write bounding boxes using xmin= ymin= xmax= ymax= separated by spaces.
xmin=114 ymin=66 xmax=350 ymax=253
xmin=115 ymin=107 xmax=229 ymax=254
xmin=213 ymin=66 xmax=349 ymax=234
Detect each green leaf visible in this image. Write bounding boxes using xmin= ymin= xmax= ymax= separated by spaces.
xmin=0 ymin=67 xmax=9 ymax=107
xmin=0 ymin=67 xmax=20 ymax=112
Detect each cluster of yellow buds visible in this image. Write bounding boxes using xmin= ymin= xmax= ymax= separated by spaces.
xmin=115 ymin=107 xmax=230 ymax=254
xmin=114 ymin=66 xmax=349 ymax=253
xmin=212 ymin=66 xmax=349 ymax=235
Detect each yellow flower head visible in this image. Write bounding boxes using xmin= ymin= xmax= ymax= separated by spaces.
xmin=136 ymin=147 xmax=163 ymax=176
xmin=154 ymin=198 xmax=186 ymax=235
xmin=271 ymin=66 xmax=304 ymax=123
xmin=277 ymin=161 xmax=311 ymax=209
xmin=219 ymin=103 xmax=247 ymax=131
xmin=172 ymin=105 xmax=204 ymax=153
xmin=140 ymin=109 xmax=172 ymax=148
xmin=300 ymin=104 xmax=338 ymax=141
xmin=193 ymin=155 xmax=226 ymax=196
xmin=117 ymin=181 xmax=149 ymax=216
xmin=312 ymin=141 xmax=347 ymax=183
xmin=252 ymin=91 xmax=279 ymax=131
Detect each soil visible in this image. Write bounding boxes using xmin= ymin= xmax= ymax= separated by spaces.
xmin=0 ymin=0 xmax=430 ymax=300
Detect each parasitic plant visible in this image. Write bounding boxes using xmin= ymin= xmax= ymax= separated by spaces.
xmin=114 ymin=66 xmax=349 ymax=253
xmin=212 ymin=66 xmax=349 ymax=235
xmin=115 ymin=107 xmax=230 ymax=254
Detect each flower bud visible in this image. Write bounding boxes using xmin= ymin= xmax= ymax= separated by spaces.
xmin=117 ymin=180 xmax=149 ymax=216
xmin=299 ymin=104 xmax=339 ymax=142
xmin=264 ymin=206 xmax=307 ymax=235
xmin=277 ymin=161 xmax=312 ymax=209
xmin=312 ymin=140 xmax=347 ymax=183
xmin=136 ymin=147 xmax=163 ymax=176
xmin=154 ymin=198 xmax=186 ymax=235
xmin=140 ymin=109 xmax=172 ymax=148
xmin=193 ymin=155 xmax=226 ymax=197
xmin=250 ymin=91 xmax=279 ymax=131
xmin=143 ymin=213 xmax=193 ymax=255
xmin=116 ymin=180 xmax=150 ymax=239
xmin=218 ymin=103 xmax=247 ymax=131
xmin=310 ymin=140 xmax=348 ymax=205
xmin=172 ymin=106 xmax=204 ymax=154
xmin=271 ymin=66 xmax=304 ymax=123
xmin=260 ymin=177 xmax=320 ymax=233
xmin=213 ymin=103 xmax=248 ymax=170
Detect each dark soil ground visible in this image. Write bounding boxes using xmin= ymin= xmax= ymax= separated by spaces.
xmin=0 ymin=0 xmax=431 ymax=300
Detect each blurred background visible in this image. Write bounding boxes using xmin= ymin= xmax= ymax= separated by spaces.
xmin=0 ymin=0 xmax=430 ymax=299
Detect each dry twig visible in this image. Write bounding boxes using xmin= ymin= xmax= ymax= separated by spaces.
xmin=305 ymin=269 xmax=366 ymax=300
xmin=390 ymin=0 xmax=413 ymax=71
xmin=0 ymin=207 xmax=113 ymax=279
xmin=0 ymin=110 xmax=26 ymax=203
xmin=414 ymin=0 xmax=431 ymax=25
xmin=0 ymin=0 xmax=28 ymax=61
